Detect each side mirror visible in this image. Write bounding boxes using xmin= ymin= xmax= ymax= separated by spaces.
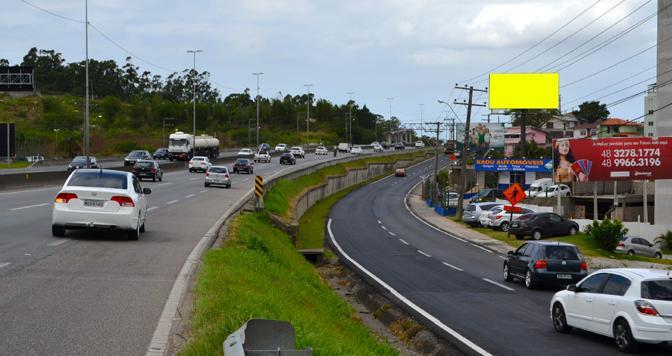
xmin=143 ymin=187 xmax=152 ymax=195
xmin=566 ymin=284 xmax=578 ymax=292
xmin=507 ymin=251 xmax=515 ymax=256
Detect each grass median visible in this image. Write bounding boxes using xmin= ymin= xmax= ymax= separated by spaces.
xmin=180 ymin=212 xmax=397 ymax=355
xmin=0 ymin=161 xmax=31 ymax=169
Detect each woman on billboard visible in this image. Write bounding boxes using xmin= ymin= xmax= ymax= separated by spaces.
xmin=554 ymin=139 xmax=588 ymax=183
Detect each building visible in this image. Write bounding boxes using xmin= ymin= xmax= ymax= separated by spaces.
xmin=503 ymin=127 xmax=547 ymax=157
xmin=644 ymin=83 xmax=657 ymax=137
xmin=544 ymin=113 xmax=578 ymax=140
xmin=573 ymin=123 xmax=599 ymax=139
xmin=597 ymin=118 xmax=643 ymax=138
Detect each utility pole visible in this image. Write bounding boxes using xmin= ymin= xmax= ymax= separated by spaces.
xmin=519 ymin=109 xmax=527 ymax=157
xmin=347 ymin=92 xmax=354 ymax=145
xmin=454 ymin=85 xmax=488 ymax=221
xmin=187 ymin=49 xmax=203 ymax=159
xmin=84 ymin=0 xmax=90 ymax=167
xmin=304 ymin=84 xmax=313 ymax=146
xmin=252 ymin=72 xmax=263 ymax=147
xmin=419 ymin=103 xmax=424 ymax=139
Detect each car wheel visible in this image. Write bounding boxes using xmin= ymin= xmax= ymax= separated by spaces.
xmin=614 ymin=319 xmax=638 ymax=353
xmin=140 ymin=222 xmax=146 ymax=233
xmin=189 ymin=169 xmax=193 ymax=173
xmin=525 ymin=269 xmax=536 ymax=289
xmin=552 ymin=303 xmax=572 ymax=333
xmin=205 ymin=183 xmax=210 ymax=187
xmin=152 ymin=176 xmax=156 ymax=182
xmin=515 ymin=234 xmax=523 ymax=240
xmin=127 ymin=223 xmax=140 ymax=240
xmin=503 ymin=263 xmax=513 ymax=282
xmin=655 ymin=252 xmax=663 ymax=259
xmin=52 ymin=225 xmax=66 ymax=237
xmin=627 ymin=250 xmax=635 ymax=256
xmin=159 ymin=175 xmax=162 ymax=182
xmin=226 ymin=184 xmax=231 ymax=189
xmin=533 ymin=230 xmax=542 ymax=240
xmin=568 ymin=226 xmax=577 ymax=236
xmin=500 ymin=222 xmax=510 ymax=232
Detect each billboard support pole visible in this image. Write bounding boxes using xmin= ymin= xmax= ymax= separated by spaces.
xmin=6 ymin=123 xmax=9 ymax=164
xmin=593 ymin=182 xmax=598 ymax=221
xmin=643 ymin=180 xmax=648 ymax=223
xmin=556 ymin=183 xmax=562 ymax=216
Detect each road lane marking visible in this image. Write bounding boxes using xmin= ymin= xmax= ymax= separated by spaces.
xmin=166 ymin=200 xmax=178 ymax=205
xmin=381 ymin=225 xmax=387 ymax=230
xmin=147 ymin=206 xmax=158 ymax=212
xmin=185 ymin=194 xmax=195 ymax=199
xmin=469 ymin=243 xmax=493 ymax=253
xmin=241 ymin=178 xmax=249 ymax=182
xmin=377 ymin=220 xmax=382 ymax=224
xmin=399 ymin=238 xmax=409 ymax=245
xmin=157 ymin=182 xmax=174 ymax=187
xmin=388 ymin=231 xmax=396 ymax=237
xmin=326 ymin=219 xmax=491 ymax=356
xmin=189 ymin=177 xmax=200 ymax=181
xmin=417 ymin=250 xmax=432 ymax=258
xmin=442 ymin=262 xmax=464 ymax=271
xmin=0 ymin=262 xmax=11 ymax=268
xmin=482 ymin=278 xmax=515 ymax=292
xmin=498 ymin=255 xmax=506 ymax=260
xmin=9 ymin=203 xmax=49 ymax=211
xmin=47 ymin=239 xmax=68 ymax=247
xmin=200 ymin=189 xmax=208 ymax=193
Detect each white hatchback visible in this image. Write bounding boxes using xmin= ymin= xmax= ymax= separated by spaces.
xmin=551 ymin=268 xmax=672 ymax=353
xmin=52 ymin=169 xmax=150 ymax=240
xmin=189 ymin=156 xmax=211 ymax=172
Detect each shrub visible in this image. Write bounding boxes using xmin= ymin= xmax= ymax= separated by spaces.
xmin=112 ymin=140 xmax=139 ymax=154
xmin=656 ymin=231 xmax=672 ymax=250
xmin=584 ymin=219 xmax=628 ymax=252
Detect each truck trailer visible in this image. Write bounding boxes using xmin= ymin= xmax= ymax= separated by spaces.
xmin=168 ymin=131 xmax=220 ymax=160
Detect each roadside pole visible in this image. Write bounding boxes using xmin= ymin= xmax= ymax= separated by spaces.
xmin=593 ymin=181 xmax=598 ymax=221
xmin=643 ymin=180 xmax=648 ymax=223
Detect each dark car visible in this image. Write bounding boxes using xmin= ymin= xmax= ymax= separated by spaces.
xmin=233 ymin=158 xmax=254 ymax=174
xmin=124 ymin=150 xmax=152 ymax=166
xmin=503 ymin=241 xmax=588 ymax=289
xmin=279 ymin=152 xmax=296 ymax=165
xmin=153 ymin=148 xmax=169 ymax=160
xmin=394 ymin=142 xmax=405 ymax=150
xmin=469 ymin=188 xmax=505 ymax=203
xmin=131 ymin=160 xmax=163 ymax=182
xmin=67 ymin=156 xmax=99 ymax=172
xmin=509 ymin=213 xmax=579 ymax=240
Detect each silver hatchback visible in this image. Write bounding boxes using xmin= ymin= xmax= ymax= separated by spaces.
xmin=615 ymin=236 xmax=663 ymax=259
xmin=205 ymin=166 xmax=231 ymax=188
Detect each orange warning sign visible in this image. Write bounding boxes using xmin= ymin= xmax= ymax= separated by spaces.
xmin=503 ymin=183 xmax=526 ymax=206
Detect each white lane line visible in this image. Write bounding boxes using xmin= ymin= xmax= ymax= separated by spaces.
xmin=241 ymin=178 xmax=250 ymax=182
xmin=327 ymin=220 xmax=491 ymax=356
xmin=157 ymin=182 xmax=174 ymax=187
xmin=189 ymin=177 xmax=200 ymax=181
xmin=381 ymin=225 xmax=387 ymax=230
xmin=147 ymin=206 xmax=158 ymax=212
xmin=469 ymin=243 xmax=494 ymax=254
xmin=377 ymin=220 xmax=382 ymax=224
xmin=9 ymin=203 xmax=49 ymax=211
xmin=482 ymin=278 xmax=515 ymax=292
xmin=442 ymin=262 xmax=464 ymax=271
xmin=185 ymin=194 xmax=195 ymax=199
xmin=166 ymin=200 xmax=179 ymax=205
xmin=388 ymin=231 xmax=396 ymax=237
xmin=0 ymin=262 xmax=11 ymax=268
xmin=399 ymin=238 xmax=409 ymax=245
xmin=498 ymin=255 xmax=506 ymax=260
xmin=200 ymin=189 xmax=208 ymax=193
xmin=47 ymin=239 xmax=68 ymax=247
xmin=417 ymin=250 xmax=432 ymax=258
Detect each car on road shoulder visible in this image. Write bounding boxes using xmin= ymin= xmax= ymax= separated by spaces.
xmin=279 ymin=152 xmax=296 ymax=165
xmin=233 ymin=158 xmax=254 ymax=174
xmin=275 ymin=143 xmax=287 ymax=152
xmin=509 ymin=212 xmax=579 ymax=240
xmin=67 ymin=156 xmax=99 ymax=172
xmin=152 ymin=148 xmax=169 ymax=160
xmin=290 ymin=146 xmax=305 ymax=158
xmin=131 ymin=160 xmax=163 ymax=182
xmin=315 ymin=146 xmax=328 ymax=155
xmin=503 ymin=241 xmax=588 ymax=289
xmin=615 ymin=236 xmax=663 ymax=259
xmin=395 ymin=168 xmax=406 ymax=177
xmin=350 ymin=146 xmax=363 ymax=155
xmin=462 ymin=202 xmax=501 ymax=227
xmin=205 ymin=166 xmax=231 ymax=188
xmin=484 ymin=205 xmax=535 ymax=232
xmin=550 ymin=268 xmax=672 ymax=353
xmin=237 ymin=148 xmax=255 ymax=158
xmin=543 ymin=184 xmax=571 ymax=198
xmin=124 ymin=150 xmax=152 ymax=167
xmin=52 ymin=169 xmax=151 ymax=240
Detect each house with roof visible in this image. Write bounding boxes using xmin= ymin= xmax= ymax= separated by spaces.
xmin=597 ymin=118 xmax=643 ymax=138
xmin=504 ymin=127 xmax=548 ymax=157
xmin=573 ymin=122 xmax=599 ymax=139
xmin=544 ymin=113 xmax=578 ymax=140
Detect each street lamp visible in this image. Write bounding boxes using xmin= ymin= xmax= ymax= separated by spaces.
xmin=84 ymin=0 xmax=90 ymax=167
xmin=347 ymin=92 xmax=354 ymax=146
xmin=252 ymin=72 xmax=263 ymax=147
xmin=304 ymin=84 xmax=313 ymax=146
xmin=187 ymin=49 xmax=203 ymax=159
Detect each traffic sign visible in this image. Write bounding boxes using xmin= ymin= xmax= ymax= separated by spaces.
xmin=450 ymin=154 xmax=456 ymax=161
xmin=503 ymin=205 xmax=522 ymax=213
xmin=503 ymin=183 xmax=526 ymax=206
xmin=255 ymin=175 xmax=264 ymax=198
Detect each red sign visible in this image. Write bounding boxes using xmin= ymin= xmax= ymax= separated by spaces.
xmin=504 ymin=205 xmax=523 ymax=213
xmin=503 ymin=183 xmax=526 ymax=206
xmin=450 ymin=154 xmax=457 ymax=161
xmin=552 ymin=137 xmax=672 ymax=182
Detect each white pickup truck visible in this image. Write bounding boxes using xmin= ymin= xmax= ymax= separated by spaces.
xmin=254 ymin=150 xmax=271 ymax=163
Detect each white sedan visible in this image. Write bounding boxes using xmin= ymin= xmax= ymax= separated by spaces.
xmin=315 ymin=146 xmax=328 ymax=155
xmin=350 ymin=146 xmax=363 ymax=155
xmin=274 ymin=144 xmax=287 ymax=152
xmin=52 ymin=169 xmax=150 ymax=240
xmin=551 ymin=268 xmax=672 ymax=353
xmin=290 ymin=146 xmax=305 ymax=158
xmin=237 ymin=148 xmax=255 ymax=158
xmin=189 ymin=156 xmax=211 ymax=172
xmin=543 ymin=184 xmax=571 ymax=198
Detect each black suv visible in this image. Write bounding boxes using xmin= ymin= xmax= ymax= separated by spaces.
xmin=503 ymin=241 xmax=588 ymax=289
xmin=279 ymin=153 xmax=296 ymax=165
xmin=124 ymin=150 xmax=152 ymax=166
xmin=67 ymin=156 xmax=99 ymax=172
xmin=233 ymin=159 xmax=254 ymax=174
xmin=509 ymin=213 xmax=579 ymax=240
xmin=131 ymin=160 xmax=163 ymax=182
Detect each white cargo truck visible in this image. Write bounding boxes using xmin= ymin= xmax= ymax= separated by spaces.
xmin=168 ymin=131 xmax=220 ymax=160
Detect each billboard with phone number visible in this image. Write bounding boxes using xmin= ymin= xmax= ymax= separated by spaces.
xmin=552 ymin=137 xmax=672 ymax=182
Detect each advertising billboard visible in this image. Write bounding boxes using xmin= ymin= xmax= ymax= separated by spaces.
xmin=475 ymin=158 xmax=552 ymax=173
xmin=552 ymin=137 xmax=672 ymax=182
xmin=489 ymin=73 xmax=559 ymax=109
xmin=468 ymin=122 xmax=506 ymax=149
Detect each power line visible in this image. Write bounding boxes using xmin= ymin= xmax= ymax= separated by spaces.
xmin=563 ymin=64 xmax=656 ymax=105
xmin=19 ymin=0 xmax=84 ymax=23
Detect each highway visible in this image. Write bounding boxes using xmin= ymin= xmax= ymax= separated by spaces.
xmin=0 ymin=151 xmax=351 ymax=355
xmin=328 ymin=158 xmax=672 ymax=356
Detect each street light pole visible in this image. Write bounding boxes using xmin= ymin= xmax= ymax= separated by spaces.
xmin=304 ymin=84 xmax=313 ymax=146
xmin=386 ymin=97 xmax=393 ymax=142
xmin=187 ymin=49 xmax=203 ymax=159
xmin=419 ymin=103 xmax=424 ymax=140
xmin=347 ymin=92 xmax=354 ymax=145
xmin=84 ymin=0 xmax=90 ymax=167
xmin=252 ymin=72 xmax=263 ymax=147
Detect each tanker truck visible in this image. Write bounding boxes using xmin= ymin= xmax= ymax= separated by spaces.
xmin=168 ymin=131 xmax=220 ymax=160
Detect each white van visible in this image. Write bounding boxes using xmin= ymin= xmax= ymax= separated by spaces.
xmin=337 ymin=143 xmax=350 ymax=153
xmin=527 ymin=178 xmax=554 ymax=198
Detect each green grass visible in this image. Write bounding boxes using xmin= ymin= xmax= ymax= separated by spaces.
xmin=180 ymin=212 xmax=397 ymax=356
xmin=0 ymin=161 xmax=31 ymax=169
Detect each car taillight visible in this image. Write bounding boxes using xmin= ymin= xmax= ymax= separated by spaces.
xmin=635 ymin=300 xmax=659 ymax=316
xmin=580 ymin=261 xmax=588 ymax=271
xmin=205 ymin=172 xmax=209 ymax=177
xmin=533 ymin=259 xmax=547 ymax=269
xmin=150 ymin=168 xmax=156 ymax=173
xmin=111 ymin=196 xmax=135 ymax=207
xmin=495 ymin=216 xmax=503 ymax=220
xmin=225 ymin=173 xmax=229 ymax=178
xmin=55 ymin=192 xmax=78 ymax=203
xmin=617 ymin=242 xmax=625 ymax=248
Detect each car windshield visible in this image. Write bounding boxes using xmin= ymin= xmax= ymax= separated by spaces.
xmin=135 ymin=161 xmax=153 ymax=168
xmin=291 ymin=147 xmax=301 ymax=150
xmin=282 ymin=153 xmax=292 ymax=157
xmin=128 ymin=151 xmax=145 ymax=158
xmin=235 ymin=159 xmax=248 ymax=164
xmin=465 ymin=204 xmax=475 ymax=211
xmin=71 ymin=156 xmax=89 ymax=164
xmin=491 ymin=208 xmax=502 ymax=214
xmin=68 ymin=171 xmax=127 ymax=189
xmin=192 ymin=157 xmax=205 ymax=161
xmin=544 ymin=246 xmax=579 ymax=260
xmin=518 ymin=214 xmax=534 ymax=220
xmin=209 ymin=167 xmax=227 ymax=173
xmin=641 ymin=280 xmax=672 ymax=301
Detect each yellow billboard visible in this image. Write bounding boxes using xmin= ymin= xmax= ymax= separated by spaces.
xmin=489 ymin=73 xmax=559 ymax=109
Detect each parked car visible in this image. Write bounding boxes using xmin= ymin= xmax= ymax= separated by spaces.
xmin=350 ymin=146 xmax=363 ymax=155
xmin=52 ymin=169 xmax=151 ymax=240
xmin=527 ymin=178 xmax=554 ymax=198
xmin=462 ymin=202 xmax=501 ymax=227
xmin=444 ymin=192 xmax=459 ymax=207
xmin=279 ymin=152 xmax=296 ymax=165
xmin=67 ymin=156 xmax=99 ymax=172
xmin=550 ymin=268 xmax=672 ymax=352
xmin=233 ymin=158 xmax=254 ymax=174
xmin=188 ymin=156 xmax=211 ymax=172
xmin=482 ymin=205 xmax=535 ymax=231
xmin=337 ymin=143 xmax=350 ymax=153
xmin=415 ymin=141 xmax=425 ymax=148
xmin=26 ymin=155 xmax=45 ymax=163
xmin=469 ymin=188 xmax=506 ymax=203
xmin=237 ymin=148 xmax=255 ymax=158
xmin=394 ymin=142 xmax=405 ymax=150
xmin=615 ymin=236 xmax=663 ymax=259
xmin=124 ymin=150 xmax=152 ymax=167
xmin=395 ymin=168 xmax=406 ymax=177
xmin=152 ymin=148 xmax=169 ymax=160
xmin=503 ymin=241 xmax=588 ymax=289
xmin=543 ymin=184 xmax=571 ymax=198
xmin=509 ymin=212 xmax=579 ymax=240
xmin=205 ymin=166 xmax=231 ymax=188
xmin=315 ymin=146 xmax=329 ymax=155
xmin=290 ymin=146 xmax=305 ymax=158
xmin=131 ymin=160 xmax=163 ymax=182
xmin=274 ymin=143 xmax=287 ymax=152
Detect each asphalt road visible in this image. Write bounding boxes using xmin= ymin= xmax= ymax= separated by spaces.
xmin=0 ymin=150 xmax=359 ymax=355
xmin=329 ymin=158 xmax=672 ymax=356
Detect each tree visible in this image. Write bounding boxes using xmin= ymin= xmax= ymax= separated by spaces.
xmin=510 ymin=109 xmax=559 ymax=128
xmin=512 ymin=140 xmax=551 ymax=158
xmin=572 ymin=101 xmax=609 ymax=124
xmin=0 ymin=58 xmax=9 ymax=66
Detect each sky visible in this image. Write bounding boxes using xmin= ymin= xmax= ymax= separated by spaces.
xmin=1 ymin=0 xmax=661 ymax=130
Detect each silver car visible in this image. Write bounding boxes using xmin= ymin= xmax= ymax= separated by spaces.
xmin=462 ymin=202 xmax=501 ymax=227
xmin=204 ymin=166 xmax=231 ymax=188
xmin=615 ymin=236 xmax=663 ymax=259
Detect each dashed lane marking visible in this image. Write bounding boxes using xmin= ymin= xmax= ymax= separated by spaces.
xmin=399 ymin=239 xmax=409 ymax=245
xmin=417 ymin=250 xmax=432 ymax=258
xmin=185 ymin=194 xmax=195 ymax=199
xmin=388 ymin=231 xmax=396 ymax=237
xmin=381 ymin=226 xmax=387 ymax=230
xmin=442 ymin=262 xmax=464 ymax=271
xmin=166 ymin=200 xmax=178 ymax=205
xmin=47 ymin=239 xmax=68 ymax=247
xmin=482 ymin=278 xmax=515 ymax=292
xmin=147 ymin=206 xmax=158 ymax=212
xmin=0 ymin=262 xmax=11 ymax=268
xmin=377 ymin=220 xmax=382 ymax=224
xmin=200 ymin=189 xmax=208 ymax=193
xmin=9 ymin=203 xmax=49 ymax=211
